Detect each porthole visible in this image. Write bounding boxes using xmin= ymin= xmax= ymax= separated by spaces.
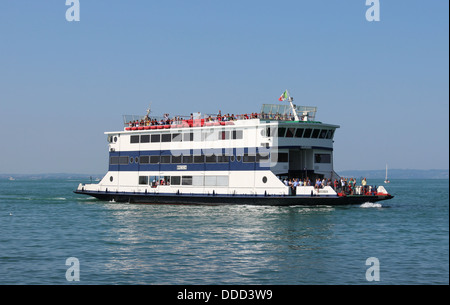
xmin=114 ymin=136 xmax=118 ymax=143
xmin=236 ymin=155 xmax=241 ymax=162
xmin=262 ymin=176 xmax=267 ymax=183
xmin=230 ymin=155 xmax=235 ymax=162
xmin=110 ymin=176 xmax=113 ymax=182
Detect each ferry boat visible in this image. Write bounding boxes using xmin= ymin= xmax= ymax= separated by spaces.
xmin=74 ymin=91 xmax=394 ymax=206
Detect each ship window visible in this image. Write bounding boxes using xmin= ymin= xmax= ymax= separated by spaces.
xmin=192 ymin=176 xmax=203 ymax=186
xmin=139 ymin=176 xmax=148 ymax=185
xmin=194 ymin=155 xmax=205 ymax=163
xmin=171 ymin=176 xmax=181 ymax=185
xmin=217 ymin=176 xmax=228 ymax=186
xmin=285 ymin=128 xmax=295 ymax=138
xmin=295 ymin=128 xmax=304 ymax=138
xmin=205 ymin=155 xmax=217 ymax=163
xmin=119 ymin=156 xmax=129 ymax=165
xmin=243 ymin=153 xmax=256 ymax=163
xmin=278 ymin=128 xmax=286 ymax=137
xmin=182 ymin=155 xmax=192 ymax=163
xmin=149 ymin=176 xmax=158 ymax=187
xmin=232 ymin=130 xmax=243 ymax=139
xmin=160 ymin=155 xmax=171 ymax=163
xmin=217 ymin=155 xmax=230 ymax=163
xmin=141 ymin=135 xmax=150 ymax=143
xmin=171 ymin=155 xmax=182 ymax=163
xmin=151 ymin=134 xmax=160 ymax=143
xmin=326 ymin=130 xmax=335 ymax=139
xmin=262 ymin=176 xmax=267 ymax=183
xmin=205 ymin=176 xmax=216 ymax=186
xmin=256 ymin=153 xmax=270 ymax=162
xmin=303 ymin=128 xmax=312 ymax=138
xmin=150 ymin=156 xmax=160 ymax=164
xmin=312 ymin=129 xmax=320 ymax=138
xmin=163 ymin=176 xmax=171 ymax=185
xmin=278 ymin=153 xmax=288 ymax=162
xmin=130 ymin=135 xmax=139 ymax=144
xmin=204 ymin=175 xmax=228 ymax=186
xmin=266 ymin=127 xmax=277 ymax=137
xmin=182 ymin=176 xmax=193 ymax=185
xmin=172 ymin=133 xmax=182 ymax=142
xmin=315 ymin=154 xmax=331 ymax=163
xmin=319 ymin=130 xmax=328 ymax=139
xmin=219 ymin=130 xmax=230 ymax=140
xmin=161 ymin=134 xmax=171 ymax=142
xmin=203 ymin=129 xmax=216 ymax=141
xmin=140 ymin=156 xmax=149 ymax=164
xmin=183 ymin=132 xmax=193 ymax=142
xmin=271 ymin=153 xmax=288 ymax=162
xmin=110 ymin=156 xmax=119 ymax=165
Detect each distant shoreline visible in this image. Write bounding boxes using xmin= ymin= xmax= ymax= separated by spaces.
xmin=0 ymin=173 xmax=104 ymax=180
xmin=1 ymin=169 xmax=448 ymax=180
xmin=337 ymin=169 xmax=449 ymax=180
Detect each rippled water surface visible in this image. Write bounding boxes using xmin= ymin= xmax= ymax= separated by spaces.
xmin=0 ymin=179 xmax=448 ymax=284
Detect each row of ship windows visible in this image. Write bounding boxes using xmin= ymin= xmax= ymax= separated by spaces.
xmin=138 ymin=175 xmax=229 ymax=187
xmin=129 ymin=130 xmax=243 ymax=144
xmin=110 ymin=153 xmax=281 ymax=165
xmin=267 ymin=127 xmax=335 ymax=139
xmin=122 ymin=128 xmax=335 ymax=144
xmin=111 ymin=152 xmax=331 ymax=165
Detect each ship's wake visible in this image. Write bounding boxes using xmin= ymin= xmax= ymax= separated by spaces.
xmin=360 ymin=202 xmax=383 ymax=208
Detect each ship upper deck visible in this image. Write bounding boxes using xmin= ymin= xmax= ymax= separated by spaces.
xmin=121 ymin=104 xmax=331 ymax=132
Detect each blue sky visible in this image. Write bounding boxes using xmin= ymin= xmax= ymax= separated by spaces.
xmin=0 ymin=0 xmax=448 ymax=174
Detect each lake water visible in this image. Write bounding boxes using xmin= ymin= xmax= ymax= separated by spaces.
xmin=0 ymin=178 xmax=448 ymax=284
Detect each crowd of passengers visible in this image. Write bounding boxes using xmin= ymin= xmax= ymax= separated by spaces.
xmin=128 ymin=112 xmax=261 ymax=127
xmin=128 ymin=111 xmax=305 ymax=127
xmin=283 ymin=177 xmax=374 ymax=195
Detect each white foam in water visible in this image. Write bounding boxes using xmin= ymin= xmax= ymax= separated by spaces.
xmin=360 ymin=202 xmax=382 ymax=208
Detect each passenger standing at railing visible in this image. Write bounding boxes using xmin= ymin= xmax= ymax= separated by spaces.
xmin=340 ymin=177 xmax=346 ymax=193
xmin=292 ymin=179 xmax=299 ymax=195
xmin=348 ymin=179 xmax=353 ymax=195
xmin=361 ymin=177 xmax=367 ymax=194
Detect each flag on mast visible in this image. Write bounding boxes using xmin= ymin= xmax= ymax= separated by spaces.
xmin=278 ymin=90 xmax=288 ymax=101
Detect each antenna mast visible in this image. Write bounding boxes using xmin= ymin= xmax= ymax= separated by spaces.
xmin=286 ymin=90 xmax=300 ymax=121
